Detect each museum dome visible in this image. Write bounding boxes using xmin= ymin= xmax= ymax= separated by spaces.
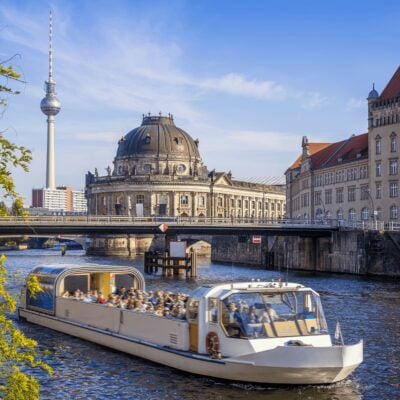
xmin=116 ymin=114 xmax=201 ymax=160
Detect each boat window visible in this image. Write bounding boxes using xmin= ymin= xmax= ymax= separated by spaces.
xmin=208 ymin=298 xmax=218 ymax=323
xmin=221 ymin=291 xmax=328 ymax=339
xmin=115 ymin=274 xmax=135 ymax=292
xmin=27 ymin=274 xmax=56 ymax=314
xmin=187 ymin=299 xmax=199 ymax=322
xmin=63 ymin=274 xmax=89 ymax=295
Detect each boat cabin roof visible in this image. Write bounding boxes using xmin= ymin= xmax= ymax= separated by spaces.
xmin=190 ymin=281 xmax=316 ymax=301
xmin=27 ymin=263 xmax=146 ymax=290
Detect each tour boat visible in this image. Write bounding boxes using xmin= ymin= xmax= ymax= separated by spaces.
xmin=18 ymin=264 xmax=363 ymax=385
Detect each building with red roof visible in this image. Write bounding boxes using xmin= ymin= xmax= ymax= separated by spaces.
xmin=285 ymin=66 xmax=400 ymax=222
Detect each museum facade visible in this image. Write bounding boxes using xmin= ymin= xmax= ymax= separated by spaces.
xmin=85 ymin=114 xmax=286 ymax=220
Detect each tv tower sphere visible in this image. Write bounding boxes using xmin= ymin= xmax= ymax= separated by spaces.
xmin=40 ymin=81 xmax=61 ymax=116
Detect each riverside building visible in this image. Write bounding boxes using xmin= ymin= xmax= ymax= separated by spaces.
xmin=85 ymin=114 xmax=285 ymax=219
xmin=285 ymin=66 xmax=400 ymax=223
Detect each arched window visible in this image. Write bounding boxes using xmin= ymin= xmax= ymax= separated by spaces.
xmin=361 ymin=207 xmax=369 ymax=220
xmin=390 ymin=205 xmax=398 ymax=220
xmin=198 ymin=196 xmax=205 ymax=207
xmin=349 ymin=208 xmax=356 ymax=221
xmin=337 ymin=209 xmax=343 ymax=220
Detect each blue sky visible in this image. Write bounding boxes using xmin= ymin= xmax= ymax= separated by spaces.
xmin=1 ymin=0 xmax=400 ymax=205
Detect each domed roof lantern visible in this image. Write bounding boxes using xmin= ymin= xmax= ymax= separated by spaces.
xmin=367 ymin=83 xmax=379 ymax=101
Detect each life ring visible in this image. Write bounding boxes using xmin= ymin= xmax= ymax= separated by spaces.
xmin=205 ymin=331 xmax=220 ymax=355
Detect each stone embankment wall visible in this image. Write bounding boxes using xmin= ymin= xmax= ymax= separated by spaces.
xmin=211 ymin=231 xmax=400 ymax=277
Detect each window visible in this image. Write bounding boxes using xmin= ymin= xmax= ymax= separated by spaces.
xmin=375 ymin=161 xmax=381 ymax=177
xmin=336 ymin=188 xmax=344 ymax=203
xmin=230 ymin=198 xmax=235 ymax=207
xmin=245 ymin=200 xmax=249 ymax=208
xmin=337 ymin=209 xmax=344 ymax=220
xmin=136 ymin=195 xmax=144 ymax=204
xmin=390 ymin=205 xmax=398 ymax=220
xmin=314 ymin=191 xmax=321 ymax=206
xmin=238 ymin=199 xmax=242 ymax=208
xmin=389 ymin=182 xmax=398 ymax=198
xmin=145 ymin=134 xmax=151 ymax=144
xmin=217 ymin=197 xmax=223 ymax=207
xmin=180 ymin=195 xmax=189 ymax=205
xmin=361 ymin=207 xmax=369 ymax=221
xmin=277 ymin=203 xmax=281 ymax=211
xmin=391 ymin=133 xmax=397 ymax=153
xmin=208 ymin=298 xmax=219 ymax=323
xmin=349 ymin=208 xmax=356 ymax=221
xmin=143 ymin=164 xmax=152 ymax=173
xmin=376 ymin=182 xmax=382 ymax=199
xmin=198 ymin=196 xmax=205 ymax=207
xmin=375 ymin=138 xmax=381 ymax=155
xmin=271 ymin=203 xmax=275 ymax=211
xmin=325 ymin=189 xmax=332 ymax=205
xmin=251 ymin=201 xmax=256 ymax=209
xmin=360 ymin=185 xmax=369 ymax=201
xmin=176 ymin=164 xmax=186 ymax=173
xmin=389 ymin=159 xmax=398 ymax=175
xmin=376 ymin=208 xmax=382 ymax=221
xmin=348 ymin=186 xmax=356 ymax=202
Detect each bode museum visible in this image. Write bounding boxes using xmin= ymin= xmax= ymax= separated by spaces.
xmin=85 ymin=114 xmax=285 ymax=221
xmin=85 ymin=114 xmax=285 ymax=256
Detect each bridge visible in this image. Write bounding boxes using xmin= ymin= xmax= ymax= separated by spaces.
xmin=0 ymin=215 xmax=390 ymax=237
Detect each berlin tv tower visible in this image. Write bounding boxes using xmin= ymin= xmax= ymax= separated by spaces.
xmin=40 ymin=11 xmax=61 ymax=190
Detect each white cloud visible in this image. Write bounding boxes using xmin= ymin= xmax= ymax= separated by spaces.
xmin=201 ymin=73 xmax=287 ymax=99
xmin=346 ymin=97 xmax=365 ymax=110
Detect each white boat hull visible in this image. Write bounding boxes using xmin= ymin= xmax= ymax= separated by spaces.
xmin=19 ymin=308 xmax=363 ymax=385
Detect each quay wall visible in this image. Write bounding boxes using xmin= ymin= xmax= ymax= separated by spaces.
xmin=211 ymin=231 xmax=400 ymax=277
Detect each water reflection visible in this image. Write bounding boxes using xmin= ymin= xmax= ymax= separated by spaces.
xmin=4 ymin=250 xmax=400 ymax=399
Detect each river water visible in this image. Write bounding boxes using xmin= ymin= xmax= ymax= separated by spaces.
xmin=4 ymin=249 xmax=400 ymax=400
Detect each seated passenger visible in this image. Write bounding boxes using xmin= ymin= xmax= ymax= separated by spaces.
xmin=82 ymin=291 xmax=93 ymax=302
xmin=73 ymin=289 xmax=82 ymax=299
xmin=90 ymin=290 xmax=98 ymax=302
xmin=248 ymin=306 xmax=259 ymax=324
xmin=62 ymin=290 xmax=70 ymax=298
xmin=300 ymin=307 xmax=315 ymax=319
xmin=259 ymin=310 xmax=271 ymax=323
xmin=126 ymin=298 xmax=135 ymax=310
xmin=96 ymin=292 xmax=106 ymax=304
xmin=266 ymin=303 xmax=278 ymax=321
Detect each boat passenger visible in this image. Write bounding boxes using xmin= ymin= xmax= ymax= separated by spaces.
xmin=126 ymin=298 xmax=135 ymax=310
xmin=96 ymin=292 xmax=106 ymax=304
xmin=62 ymin=290 xmax=70 ymax=298
xmin=90 ymin=290 xmax=98 ymax=302
xmin=266 ymin=303 xmax=278 ymax=321
xmin=300 ymin=307 xmax=315 ymax=319
xmin=259 ymin=310 xmax=271 ymax=323
xmin=82 ymin=292 xmax=93 ymax=303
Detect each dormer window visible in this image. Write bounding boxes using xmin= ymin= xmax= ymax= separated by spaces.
xmin=174 ymin=137 xmax=183 ymax=145
xmin=145 ymin=135 xmax=151 ymax=144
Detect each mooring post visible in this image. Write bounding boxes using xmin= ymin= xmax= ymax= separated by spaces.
xmin=190 ymin=249 xmax=197 ymax=277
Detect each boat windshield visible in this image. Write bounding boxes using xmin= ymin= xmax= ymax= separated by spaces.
xmin=221 ymin=290 xmax=328 ymax=339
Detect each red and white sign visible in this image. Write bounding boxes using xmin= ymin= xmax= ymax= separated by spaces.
xmin=252 ymin=235 xmax=262 ymax=244
xmin=158 ymin=223 xmax=168 ymax=233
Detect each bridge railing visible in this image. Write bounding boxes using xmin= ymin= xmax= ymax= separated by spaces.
xmin=0 ymin=215 xmax=398 ymax=230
